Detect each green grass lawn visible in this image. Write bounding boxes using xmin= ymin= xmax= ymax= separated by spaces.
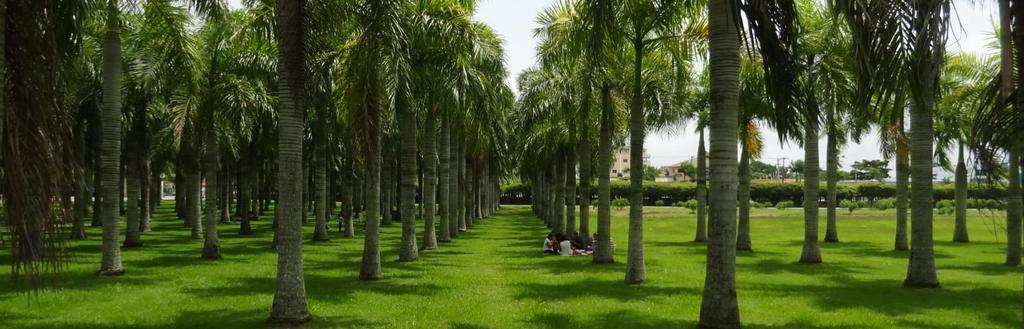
xmin=0 ymin=202 xmax=1020 ymax=328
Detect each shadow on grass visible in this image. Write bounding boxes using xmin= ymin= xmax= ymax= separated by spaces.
xmin=0 ymin=308 xmax=384 ymax=329
xmin=179 ymin=273 xmax=446 ymax=303
xmin=514 ymin=277 xmax=698 ymax=302
xmin=821 ymin=240 xmax=954 ymax=260
xmin=943 ymin=261 xmax=1024 ymax=276
xmin=746 ymin=277 xmax=1019 ymax=328
xmin=526 ymin=309 xmax=695 ymax=329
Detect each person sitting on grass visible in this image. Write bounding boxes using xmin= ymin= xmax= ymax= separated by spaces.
xmin=570 ymin=232 xmax=587 ymax=250
xmin=557 ymin=233 xmax=589 ymax=256
xmin=585 ymin=233 xmax=597 ymax=252
xmin=586 ymin=233 xmax=614 ymax=254
xmin=543 ymin=233 xmax=559 ymax=255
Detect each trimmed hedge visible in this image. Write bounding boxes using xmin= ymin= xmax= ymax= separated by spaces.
xmin=500 ymin=181 xmax=1009 ymax=206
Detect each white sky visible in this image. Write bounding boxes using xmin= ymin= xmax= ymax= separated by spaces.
xmin=475 ymin=0 xmax=1000 ymax=177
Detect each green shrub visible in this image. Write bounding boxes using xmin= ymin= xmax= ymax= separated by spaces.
xmin=672 ymin=201 xmax=686 ymax=207
xmin=874 ymin=198 xmax=895 ymax=211
xmin=986 ymin=199 xmax=1006 ymax=210
xmin=840 ymin=200 xmax=862 ymax=214
xmin=935 ymin=199 xmax=955 ymax=209
xmin=611 ymin=197 xmax=630 ymax=209
xmin=498 ymin=181 xmax=1009 ymax=206
xmin=775 ymin=201 xmax=793 ymax=210
xmin=654 ymin=200 xmax=665 ymax=207
xmin=684 ymin=199 xmax=698 ymax=213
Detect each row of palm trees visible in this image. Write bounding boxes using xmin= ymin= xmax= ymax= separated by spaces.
xmin=4 ymin=0 xmax=513 ymax=324
xmin=514 ymin=0 xmax=1023 ymax=327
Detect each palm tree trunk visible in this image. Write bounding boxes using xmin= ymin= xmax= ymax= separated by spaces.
xmin=119 ymin=163 xmax=126 ymax=215
xmin=221 ymin=163 xmax=231 ymax=223
xmin=359 ymin=33 xmax=383 ymax=281
xmin=174 ymin=165 xmax=184 ymax=221
xmin=422 ymin=107 xmax=439 ymax=249
xmin=800 ymin=120 xmax=822 ymax=263
xmin=93 ymin=132 xmax=104 ymax=227
xmin=302 ymin=157 xmax=310 ymax=224
xmin=699 ymin=0 xmax=741 ymax=324
xmin=381 ymin=144 xmax=394 ymax=226
xmin=904 ymin=54 xmax=940 ymax=287
xmin=565 ymin=152 xmax=577 ymax=238
xmin=577 ymin=111 xmax=591 ymax=240
xmin=825 ymin=114 xmax=839 ymax=243
xmin=268 ymin=0 xmax=311 ymax=321
xmin=72 ymin=120 xmax=88 ymax=239
xmin=553 ymin=157 xmax=566 ymax=235
xmin=895 ymin=116 xmax=909 ymax=251
xmin=952 ymin=141 xmax=969 ymax=242
xmin=98 ymin=29 xmax=125 ymax=276
xmin=123 ymin=163 xmax=142 ymax=247
xmin=340 ymin=156 xmax=354 ymax=237
xmin=398 ymin=93 xmax=418 ymax=261
xmin=1006 ymin=145 xmax=1022 ymax=265
xmin=736 ymin=139 xmax=751 ymax=251
xmin=123 ymin=105 xmax=143 ymax=247
xmin=624 ymin=40 xmax=646 ymax=284
xmin=438 ymin=112 xmax=452 ymax=242
xmin=151 ymin=166 xmax=161 ymax=217
xmin=695 ymin=129 xmax=707 ymax=242
xmin=312 ymin=128 xmax=329 ymax=241
xmin=450 ymin=127 xmax=462 ymax=236
xmin=594 ymin=84 xmax=615 ymax=264
xmin=1004 ymin=0 xmax=1022 ymax=266
xmin=140 ymin=156 xmax=151 ymax=231
xmin=202 ymin=130 xmax=220 ymax=259
xmin=457 ymin=135 xmax=467 ymax=232
xmin=239 ymin=164 xmax=254 ymax=235
xmin=188 ymin=169 xmax=203 ymax=239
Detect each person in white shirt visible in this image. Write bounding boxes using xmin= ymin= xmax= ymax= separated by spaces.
xmin=556 ymin=233 xmax=582 ymax=256
xmin=543 ymin=233 xmax=558 ymax=254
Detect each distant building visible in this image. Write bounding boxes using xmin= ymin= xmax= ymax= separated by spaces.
xmin=656 ymin=160 xmax=692 ymax=182
xmin=610 ymin=147 xmax=650 ymax=179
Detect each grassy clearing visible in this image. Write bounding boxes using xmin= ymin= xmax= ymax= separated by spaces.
xmin=0 ymin=203 xmax=1019 ymax=328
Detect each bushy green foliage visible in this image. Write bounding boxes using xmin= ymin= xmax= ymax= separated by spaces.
xmin=672 ymin=201 xmax=686 ymax=207
xmin=970 ymin=199 xmax=1007 ymax=210
xmin=500 ymin=182 xmax=1010 ymax=206
xmin=874 ymin=198 xmax=895 ymax=211
xmin=935 ymin=200 xmax=955 ymax=215
xmin=776 ymin=201 xmax=793 ymax=210
xmin=840 ymin=200 xmax=863 ymax=214
xmin=683 ymin=199 xmax=698 ymax=213
xmin=654 ymin=200 xmax=665 ymax=207
xmin=611 ymin=197 xmax=630 ymax=209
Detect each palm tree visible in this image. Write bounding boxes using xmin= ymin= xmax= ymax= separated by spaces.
xmin=694 ymin=124 xmax=707 ymax=242
xmin=998 ymin=0 xmax=1021 ymax=265
xmin=972 ymin=0 xmax=1022 ymax=265
xmin=346 ymin=0 xmax=402 ymax=281
xmin=937 ymin=53 xmax=995 ymax=243
xmin=97 ymin=0 xmax=126 ymax=276
xmin=736 ymin=58 xmax=769 ymax=252
xmin=269 ymin=0 xmax=311 ymax=322
xmin=700 ymin=0 xmax=801 ymax=325
xmin=798 ymin=0 xmax=859 ymax=244
xmin=616 ymin=0 xmax=687 ymax=285
xmin=3 ymin=0 xmax=78 ymax=286
xmin=835 ymin=0 xmax=948 ymax=286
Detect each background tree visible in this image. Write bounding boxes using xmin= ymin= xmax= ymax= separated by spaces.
xmin=834 ymin=0 xmax=949 ymax=287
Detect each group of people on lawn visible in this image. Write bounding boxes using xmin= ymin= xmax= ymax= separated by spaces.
xmin=543 ymin=232 xmax=609 ymax=256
